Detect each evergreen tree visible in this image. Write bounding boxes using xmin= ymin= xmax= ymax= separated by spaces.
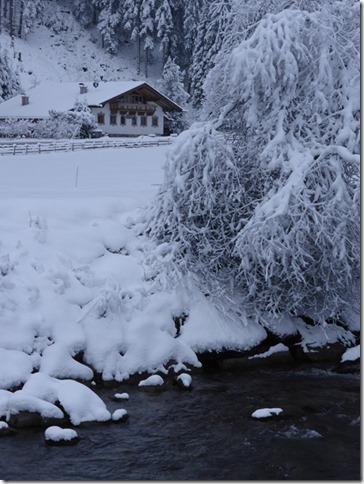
xmin=0 ymin=47 xmax=20 ymax=101
xmin=190 ymin=0 xmax=232 ymax=107
xmin=140 ymin=0 xmax=156 ymax=77
xmin=159 ymin=56 xmax=189 ymax=132
xmin=22 ymin=0 xmax=44 ymax=37
xmin=156 ymin=0 xmax=173 ymax=63
xmin=95 ymin=0 xmax=123 ymax=54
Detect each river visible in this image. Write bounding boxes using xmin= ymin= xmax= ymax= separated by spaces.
xmin=0 ymin=360 xmax=360 ymax=480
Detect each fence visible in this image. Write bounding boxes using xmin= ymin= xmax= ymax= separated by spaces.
xmin=0 ymin=137 xmax=172 ymax=156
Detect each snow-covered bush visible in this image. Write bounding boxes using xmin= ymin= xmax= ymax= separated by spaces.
xmin=149 ymin=1 xmax=359 ymax=323
xmin=0 ymin=101 xmax=97 ymax=139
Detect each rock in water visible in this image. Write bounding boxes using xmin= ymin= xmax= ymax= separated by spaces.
xmin=175 ymin=373 xmax=192 ymax=390
xmin=138 ymin=375 xmax=164 ymax=391
xmin=44 ymin=426 xmax=79 ymax=445
xmin=111 ymin=409 xmax=128 ymax=422
xmin=251 ymin=408 xmax=283 ymax=419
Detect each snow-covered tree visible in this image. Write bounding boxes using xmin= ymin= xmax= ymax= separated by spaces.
xmin=149 ymin=1 xmax=359 ymax=325
xmin=22 ymin=0 xmax=45 ymax=36
xmin=140 ymin=0 xmax=156 ymax=77
xmin=190 ymin=0 xmax=232 ymax=107
xmin=156 ymin=0 xmax=174 ymax=63
xmin=158 ymin=57 xmax=189 ymax=132
xmin=95 ymin=0 xmax=123 ymax=54
xmin=0 ymin=47 xmax=20 ymax=101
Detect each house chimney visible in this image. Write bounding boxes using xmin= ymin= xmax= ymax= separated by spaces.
xmin=21 ymin=95 xmax=29 ymax=106
xmin=79 ymin=83 xmax=87 ymax=94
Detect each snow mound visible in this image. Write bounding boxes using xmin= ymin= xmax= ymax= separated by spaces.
xmin=341 ymin=345 xmax=360 ymax=363
xmin=0 ymin=349 xmax=33 ymax=390
xmin=251 ymin=408 xmax=283 ymax=419
xmin=0 ymin=421 xmax=9 ymax=429
xmin=22 ymin=373 xmax=110 ymax=425
xmin=112 ymin=409 xmax=128 ymax=421
xmin=176 ymin=373 xmax=192 ymax=388
xmin=40 ymin=343 xmax=93 ymax=381
xmin=138 ymin=375 xmax=164 ymax=387
xmin=44 ymin=426 xmax=78 ymax=442
xmin=0 ymin=388 xmax=64 ymax=420
xmin=114 ymin=393 xmax=129 ymax=400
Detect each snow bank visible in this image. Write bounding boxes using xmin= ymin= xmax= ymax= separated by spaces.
xmin=44 ymin=426 xmax=78 ymax=442
xmin=22 ymin=374 xmax=110 ymax=425
xmin=341 ymin=345 xmax=360 ymax=363
xmin=251 ymin=408 xmax=283 ymax=419
xmin=138 ymin=375 xmax=164 ymax=387
xmin=0 ymin=349 xmax=33 ymax=390
xmin=0 ymin=388 xmax=64 ymax=420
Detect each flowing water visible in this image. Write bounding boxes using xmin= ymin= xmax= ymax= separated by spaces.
xmin=0 ymin=361 xmax=360 ymax=480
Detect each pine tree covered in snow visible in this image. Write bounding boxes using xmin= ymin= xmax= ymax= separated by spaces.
xmin=190 ymin=0 xmax=232 ymax=107
xmin=149 ymin=1 xmax=360 ymax=324
xmin=158 ymin=56 xmax=189 ymax=131
xmin=0 ymin=47 xmax=20 ymax=101
xmin=140 ymin=0 xmax=157 ymax=77
xmin=156 ymin=0 xmax=174 ymax=63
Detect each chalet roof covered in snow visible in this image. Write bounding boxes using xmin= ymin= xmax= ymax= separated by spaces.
xmin=0 ymin=81 xmax=183 ymax=119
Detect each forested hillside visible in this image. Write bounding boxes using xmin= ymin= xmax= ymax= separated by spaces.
xmin=0 ymin=0 xmax=312 ymax=106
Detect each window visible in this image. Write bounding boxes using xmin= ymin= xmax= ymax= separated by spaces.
xmin=131 ymin=116 xmax=137 ymax=126
xmin=120 ymin=115 xmax=126 ymax=125
xmin=97 ymin=113 xmax=105 ymax=125
xmin=152 ymin=116 xmax=158 ymax=127
xmin=140 ymin=116 xmax=147 ymax=127
xmin=110 ymin=114 xmax=117 ymax=125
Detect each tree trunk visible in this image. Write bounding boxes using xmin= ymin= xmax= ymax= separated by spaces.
xmin=18 ymin=0 xmax=23 ymax=38
xmin=137 ymin=35 xmax=141 ymax=75
xmin=9 ymin=0 xmax=14 ymax=38
xmin=145 ymin=47 xmax=149 ymax=78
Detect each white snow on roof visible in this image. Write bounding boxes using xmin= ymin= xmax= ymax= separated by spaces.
xmin=0 ymin=81 xmax=145 ymax=118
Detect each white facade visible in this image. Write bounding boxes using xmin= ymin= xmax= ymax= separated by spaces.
xmin=91 ymin=103 xmax=164 ymax=136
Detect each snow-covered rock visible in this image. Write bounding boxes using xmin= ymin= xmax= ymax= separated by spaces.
xmin=0 ymin=388 xmax=64 ymax=423
xmin=113 ymin=392 xmax=129 ymax=400
xmin=176 ymin=373 xmax=192 ymax=389
xmin=111 ymin=409 xmax=128 ymax=422
xmin=22 ymin=373 xmax=111 ymax=425
xmin=341 ymin=345 xmax=360 ymax=363
xmin=248 ymin=343 xmax=288 ymax=360
xmin=44 ymin=426 xmax=79 ymax=445
xmin=251 ymin=408 xmax=283 ymax=419
xmin=0 ymin=420 xmax=15 ymax=436
xmin=138 ymin=375 xmax=164 ymax=387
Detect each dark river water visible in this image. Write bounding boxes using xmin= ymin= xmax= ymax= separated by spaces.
xmin=0 ymin=360 xmax=360 ymax=480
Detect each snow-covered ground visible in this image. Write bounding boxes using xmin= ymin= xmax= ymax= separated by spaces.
xmin=0 ymin=144 xmax=266 ymax=424
xmin=0 ymin=144 xmax=358 ymax=426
